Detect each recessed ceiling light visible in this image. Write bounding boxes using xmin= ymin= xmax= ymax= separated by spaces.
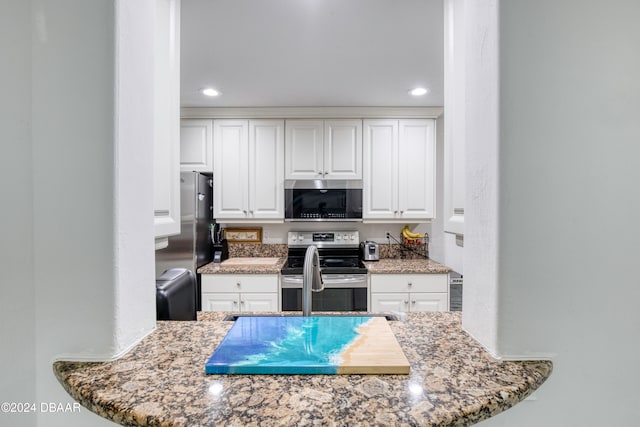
xmin=409 ymin=87 xmax=429 ymax=96
xmin=202 ymin=88 xmax=220 ymax=97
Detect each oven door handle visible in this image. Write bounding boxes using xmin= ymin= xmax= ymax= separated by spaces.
xmin=281 ymin=275 xmax=367 ymax=289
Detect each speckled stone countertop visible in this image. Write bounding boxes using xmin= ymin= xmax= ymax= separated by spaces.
xmin=365 ymin=258 xmax=452 ymax=274
xmin=198 ymin=257 xmax=287 ymax=274
xmin=54 ymin=312 xmax=552 ymax=427
xmin=198 ymin=257 xmax=451 ymax=275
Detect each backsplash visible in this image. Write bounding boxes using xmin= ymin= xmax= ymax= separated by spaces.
xmin=379 ymin=243 xmax=429 ymax=260
xmin=228 ymin=243 xmax=288 ymax=258
xmin=227 ymin=242 xmax=428 ymax=260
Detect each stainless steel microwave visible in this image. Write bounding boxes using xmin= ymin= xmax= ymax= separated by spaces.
xmin=284 ymin=180 xmax=363 ymax=221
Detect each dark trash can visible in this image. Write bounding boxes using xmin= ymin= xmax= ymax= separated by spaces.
xmin=156 ymin=268 xmax=196 ymax=320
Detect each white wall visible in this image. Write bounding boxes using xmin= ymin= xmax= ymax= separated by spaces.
xmin=467 ymin=0 xmax=640 ymax=425
xmin=0 ymin=2 xmax=36 ymax=426
xmin=460 ymin=0 xmax=501 ymax=355
xmin=1 ymin=1 xmax=157 ymax=426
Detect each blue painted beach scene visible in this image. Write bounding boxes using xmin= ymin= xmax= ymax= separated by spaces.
xmin=205 ymin=316 xmax=373 ymax=374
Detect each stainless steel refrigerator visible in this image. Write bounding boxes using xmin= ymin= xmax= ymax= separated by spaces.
xmin=155 ymin=171 xmax=213 ymax=310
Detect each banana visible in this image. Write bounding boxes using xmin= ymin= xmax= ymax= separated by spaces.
xmin=402 ymin=226 xmax=423 ymax=239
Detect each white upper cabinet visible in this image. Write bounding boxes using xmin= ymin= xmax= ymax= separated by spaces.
xmin=398 ymin=120 xmax=436 ymax=219
xmin=362 ymin=120 xmax=399 ymax=219
xmin=284 ymin=120 xmax=323 ymax=179
xmin=248 ymin=120 xmax=285 ymax=218
xmin=323 ymin=120 xmax=363 ymax=179
xmin=285 ymin=119 xmax=362 ymax=180
xmin=363 ymin=119 xmax=436 ymax=221
xmin=213 ymin=119 xmax=284 ymax=220
xmin=154 ymin=0 xmax=181 ymax=241
xmin=443 ymin=0 xmax=466 ymax=235
xmin=180 ymin=119 xmax=213 ymax=172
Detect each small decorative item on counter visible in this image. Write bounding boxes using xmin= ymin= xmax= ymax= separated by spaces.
xmin=401 ymin=225 xmax=424 ymax=245
xmin=223 ymin=227 xmax=262 ymax=243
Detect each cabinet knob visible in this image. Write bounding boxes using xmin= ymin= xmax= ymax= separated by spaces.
xmin=404 ymin=300 xmax=409 ymax=305
xmin=236 ymin=282 xmax=241 ymax=287
xmin=400 ymin=210 xmax=405 ymax=214
xmin=408 ymin=282 xmax=413 ymax=287
xmin=318 ymin=171 xmax=323 ymax=175
xmin=411 ymin=300 xmax=416 ymax=304
xmin=240 ymin=300 xmax=245 ymax=305
xmin=233 ymin=301 xmax=237 ymax=305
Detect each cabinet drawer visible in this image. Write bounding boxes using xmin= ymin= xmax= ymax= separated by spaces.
xmin=370 ymin=274 xmax=447 ymax=293
xmin=201 ymin=274 xmax=278 ymax=293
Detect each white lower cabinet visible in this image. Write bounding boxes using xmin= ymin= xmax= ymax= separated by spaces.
xmin=370 ymin=274 xmax=448 ymax=312
xmin=201 ymin=274 xmax=279 ymax=312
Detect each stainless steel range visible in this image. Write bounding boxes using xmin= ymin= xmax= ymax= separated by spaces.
xmin=281 ymin=231 xmax=368 ymax=312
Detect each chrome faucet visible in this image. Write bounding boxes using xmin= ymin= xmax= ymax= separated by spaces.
xmin=302 ymin=245 xmax=324 ymax=316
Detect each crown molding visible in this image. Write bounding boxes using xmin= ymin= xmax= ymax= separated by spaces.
xmin=180 ymin=106 xmax=443 ymax=119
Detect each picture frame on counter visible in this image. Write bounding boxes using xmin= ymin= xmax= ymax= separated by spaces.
xmin=223 ymin=227 xmax=262 ymax=243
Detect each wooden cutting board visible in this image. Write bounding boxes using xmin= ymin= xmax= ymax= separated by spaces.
xmin=205 ymin=316 xmax=410 ymax=375
xmin=221 ymin=257 xmax=280 ymax=266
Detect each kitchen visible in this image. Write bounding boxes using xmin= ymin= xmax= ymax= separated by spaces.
xmin=3 ymin=1 xmax=640 ymax=427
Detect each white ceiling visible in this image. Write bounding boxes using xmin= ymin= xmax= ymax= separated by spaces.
xmin=180 ymin=0 xmax=444 ymax=108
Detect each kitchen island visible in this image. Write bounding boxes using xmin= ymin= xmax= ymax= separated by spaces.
xmin=54 ymin=312 xmax=552 ymax=426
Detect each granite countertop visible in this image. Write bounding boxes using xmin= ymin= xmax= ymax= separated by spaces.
xmin=198 ymin=257 xmax=451 ymax=275
xmin=54 ymin=312 xmax=552 ymax=427
xmin=198 ymin=257 xmax=288 ymax=274
xmin=364 ymin=258 xmax=452 ymax=274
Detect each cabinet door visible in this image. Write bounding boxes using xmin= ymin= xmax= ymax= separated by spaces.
xmin=249 ymin=120 xmax=285 ymax=219
xmin=213 ymin=120 xmax=248 ymax=218
xmin=180 ymin=119 xmax=213 ymax=172
xmin=285 ymin=120 xmax=324 ymax=179
xmin=324 ymin=120 xmax=362 ymax=179
xmin=201 ymin=275 xmax=279 ymax=294
xmin=363 ymin=120 xmax=398 ymax=219
xmin=240 ymin=293 xmax=279 ymax=312
xmin=398 ymin=120 xmax=436 ymax=219
xmin=153 ymin=0 xmax=181 ymax=239
xmin=371 ymin=274 xmax=448 ymax=293
xmin=370 ymin=293 xmax=409 ymax=312
xmin=410 ymin=292 xmax=449 ymax=312
xmin=201 ymin=292 xmax=239 ymax=312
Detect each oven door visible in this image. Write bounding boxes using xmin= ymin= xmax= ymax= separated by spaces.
xmin=281 ymin=274 xmax=368 ymax=312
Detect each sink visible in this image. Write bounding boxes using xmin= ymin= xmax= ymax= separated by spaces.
xmin=206 ymin=315 xmax=409 ymax=375
xmin=222 ymin=313 xmax=401 ymax=321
